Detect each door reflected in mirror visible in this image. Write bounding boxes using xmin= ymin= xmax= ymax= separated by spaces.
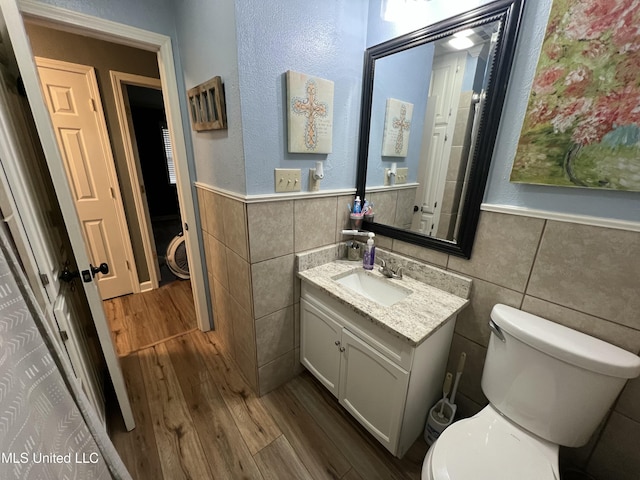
xmin=356 ymin=0 xmax=524 ymax=258
xmin=367 ymin=22 xmax=498 ymax=242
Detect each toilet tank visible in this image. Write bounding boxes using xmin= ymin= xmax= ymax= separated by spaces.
xmin=482 ymin=304 xmax=640 ymax=447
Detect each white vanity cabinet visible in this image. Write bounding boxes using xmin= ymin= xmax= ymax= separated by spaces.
xmin=300 ymin=283 xmax=457 ymax=457
xmin=338 ymin=328 xmax=409 ymax=452
xmin=300 ymin=297 xmax=342 ymax=396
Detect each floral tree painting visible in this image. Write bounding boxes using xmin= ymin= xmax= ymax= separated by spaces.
xmin=510 ymin=0 xmax=640 ymax=191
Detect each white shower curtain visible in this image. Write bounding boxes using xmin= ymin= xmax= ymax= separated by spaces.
xmin=0 ymin=223 xmax=132 ymax=479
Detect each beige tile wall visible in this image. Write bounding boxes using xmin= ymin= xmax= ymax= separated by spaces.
xmin=197 ymin=187 xmax=258 ymax=391
xmin=197 ymin=186 xmax=350 ymax=396
xmin=198 ymin=184 xmax=640 ymax=478
xmin=366 ymin=187 xmax=417 ymax=230
xmin=395 ymin=210 xmax=639 ymax=480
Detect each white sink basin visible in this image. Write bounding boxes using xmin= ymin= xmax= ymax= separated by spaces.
xmin=333 ymin=270 xmax=412 ymax=307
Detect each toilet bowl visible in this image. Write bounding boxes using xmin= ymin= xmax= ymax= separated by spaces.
xmin=421 ymin=304 xmax=640 ymax=480
xmin=421 ymin=405 xmax=558 ymax=480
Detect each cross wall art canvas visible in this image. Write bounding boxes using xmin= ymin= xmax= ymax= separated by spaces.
xmin=287 ymin=70 xmax=334 ymax=154
xmin=382 ymin=98 xmax=413 ymax=157
xmin=510 ymin=0 xmax=640 ymax=191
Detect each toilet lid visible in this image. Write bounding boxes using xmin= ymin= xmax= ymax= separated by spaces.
xmin=430 ymin=415 xmax=556 ymax=480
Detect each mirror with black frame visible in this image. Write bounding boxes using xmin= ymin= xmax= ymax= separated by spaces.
xmin=356 ymin=0 xmax=524 ymax=258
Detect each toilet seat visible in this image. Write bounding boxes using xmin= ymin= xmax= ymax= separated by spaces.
xmin=426 ymin=406 xmax=558 ymax=480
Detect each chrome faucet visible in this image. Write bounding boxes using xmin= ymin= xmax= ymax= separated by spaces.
xmin=378 ymin=259 xmax=404 ymax=279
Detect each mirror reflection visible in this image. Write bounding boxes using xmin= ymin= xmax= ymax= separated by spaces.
xmin=365 ymin=21 xmax=499 ymax=242
xmin=356 ymin=0 xmax=523 ymax=258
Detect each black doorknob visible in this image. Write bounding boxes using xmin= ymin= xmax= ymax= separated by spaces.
xmin=90 ymin=263 xmax=109 ymax=278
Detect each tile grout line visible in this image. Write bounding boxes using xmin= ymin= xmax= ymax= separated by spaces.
xmin=520 ymin=219 xmax=547 ymax=309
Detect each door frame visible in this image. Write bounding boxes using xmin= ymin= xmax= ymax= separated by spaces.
xmin=14 ymin=0 xmax=209 ymax=331
xmin=110 ymin=71 xmax=163 ymax=291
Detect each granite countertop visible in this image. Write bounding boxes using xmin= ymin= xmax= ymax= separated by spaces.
xmin=298 ymin=260 xmax=470 ymax=346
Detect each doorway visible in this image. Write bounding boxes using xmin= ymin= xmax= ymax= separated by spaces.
xmin=24 ymin=23 xmax=199 ymax=355
xmin=15 ymin=0 xmax=210 ymax=334
xmin=125 ymin=84 xmax=184 ymax=287
xmin=3 ymin=0 xmax=211 ymax=430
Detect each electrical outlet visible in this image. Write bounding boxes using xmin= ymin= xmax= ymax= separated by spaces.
xmin=274 ymin=168 xmax=301 ymax=192
xmin=396 ymin=167 xmax=408 ymax=184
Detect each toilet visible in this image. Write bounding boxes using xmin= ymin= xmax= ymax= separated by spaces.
xmin=422 ymin=304 xmax=640 ymax=480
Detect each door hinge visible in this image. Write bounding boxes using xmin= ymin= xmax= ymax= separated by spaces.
xmin=39 ymin=273 xmax=49 ymax=286
xmin=140 ymin=184 xmax=145 ymax=194
xmin=126 ymin=260 xmax=131 ymax=270
xmin=90 ymin=98 xmax=97 ymax=111
xmin=60 ymin=330 xmax=69 ymax=342
xmin=434 ymin=201 xmax=438 ymax=208
xmin=109 ymin=187 xmax=115 ymax=198
xmin=444 ymin=133 xmax=448 ymax=142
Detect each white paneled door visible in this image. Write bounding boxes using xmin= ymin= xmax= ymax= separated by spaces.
xmin=36 ymin=58 xmax=136 ymax=300
xmin=412 ymin=52 xmax=466 ymax=236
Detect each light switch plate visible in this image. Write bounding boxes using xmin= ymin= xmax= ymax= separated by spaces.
xmin=396 ymin=167 xmax=408 ymax=184
xmin=384 ymin=167 xmax=408 ymax=186
xmin=275 ymin=168 xmax=301 ymax=192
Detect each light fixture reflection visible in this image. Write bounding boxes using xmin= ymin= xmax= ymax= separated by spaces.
xmin=448 ymin=36 xmax=474 ymax=50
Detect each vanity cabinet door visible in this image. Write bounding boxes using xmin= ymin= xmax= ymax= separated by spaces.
xmin=300 ymin=298 xmax=342 ymax=397
xmin=338 ymin=328 xmax=409 ymax=454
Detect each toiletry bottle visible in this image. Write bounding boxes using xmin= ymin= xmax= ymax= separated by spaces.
xmin=363 ymin=232 xmax=375 ymax=270
xmin=353 ymin=196 xmax=362 ymax=214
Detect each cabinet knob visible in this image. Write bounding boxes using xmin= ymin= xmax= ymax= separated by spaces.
xmin=339 ymin=347 xmax=345 ymax=352
xmin=335 ymin=340 xmax=341 ymax=346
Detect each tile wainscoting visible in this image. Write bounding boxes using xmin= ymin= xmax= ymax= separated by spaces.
xmin=196 ymin=185 xmax=356 ymax=396
xmin=196 ymin=183 xmax=640 ymax=479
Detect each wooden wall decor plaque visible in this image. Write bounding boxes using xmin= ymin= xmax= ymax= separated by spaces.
xmin=187 ymin=76 xmax=227 ymax=131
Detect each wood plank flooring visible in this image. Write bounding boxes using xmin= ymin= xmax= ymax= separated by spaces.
xmin=103 ymin=280 xmax=197 ymax=357
xmin=108 ymin=328 xmax=428 ymax=480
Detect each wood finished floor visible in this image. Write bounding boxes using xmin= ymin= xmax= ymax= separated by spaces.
xmin=107 ymin=329 xmax=428 ymax=480
xmin=105 ymin=278 xmax=426 ymax=479
xmin=103 ymin=279 xmax=197 ymax=357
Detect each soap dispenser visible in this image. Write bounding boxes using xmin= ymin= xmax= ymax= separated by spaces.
xmin=363 ymin=232 xmax=375 ymax=270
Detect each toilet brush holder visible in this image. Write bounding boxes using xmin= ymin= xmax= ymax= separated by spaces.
xmin=424 ymin=400 xmax=457 ymax=445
